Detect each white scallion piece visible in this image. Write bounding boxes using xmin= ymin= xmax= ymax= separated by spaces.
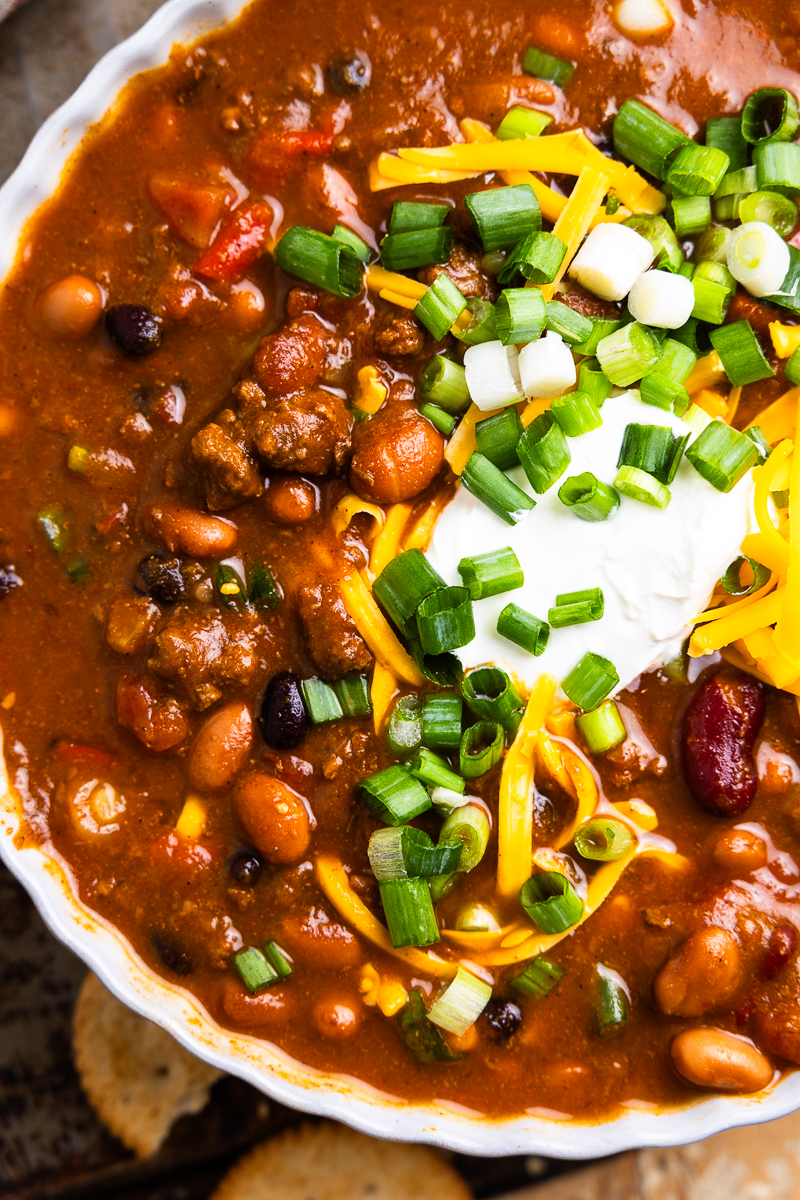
xmin=464 ymin=341 xmax=523 ymax=411
xmin=614 ymin=0 xmax=674 ymax=38
xmin=431 ymin=785 xmax=470 ymax=813
xmin=726 ymin=221 xmax=791 ymax=298
xmin=518 ymin=330 xmax=577 ymax=398
xmin=568 ymin=224 xmax=655 ymax=301
xmin=427 ymin=965 xmax=493 ymax=1036
xmin=627 ymin=269 xmax=695 ymax=328
xmin=682 ymin=403 xmax=715 ymax=440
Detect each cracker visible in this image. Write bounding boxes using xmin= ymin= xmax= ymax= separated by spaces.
xmin=211 ymin=1121 xmax=472 ymax=1200
xmin=73 ymin=971 xmax=224 ymax=1158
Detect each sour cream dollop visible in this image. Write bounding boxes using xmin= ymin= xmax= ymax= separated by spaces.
xmin=427 ymin=390 xmax=755 ymax=695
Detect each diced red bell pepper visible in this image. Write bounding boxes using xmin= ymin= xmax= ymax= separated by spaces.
xmin=193 ymin=200 xmax=273 ymax=283
xmin=149 ymin=173 xmax=231 ymax=249
xmin=56 ymin=741 xmax=116 ymax=769
xmin=149 ymin=830 xmax=224 ymax=882
xmin=245 ymin=126 xmax=336 ymax=189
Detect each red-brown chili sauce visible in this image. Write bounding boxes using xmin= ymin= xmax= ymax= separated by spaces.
xmin=1 ymin=0 xmax=800 ymax=1118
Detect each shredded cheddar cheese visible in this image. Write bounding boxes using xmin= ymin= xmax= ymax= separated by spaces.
xmin=403 ymin=491 xmax=453 ymax=552
xmin=331 ymin=493 xmax=386 ymax=537
xmin=686 ymin=351 xmax=726 ymax=395
xmin=746 ymin=387 xmax=799 ymax=445
xmin=770 ymin=322 xmax=800 ymax=359
xmin=691 ymin=389 xmax=730 ymax=421
xmin=444 ymin=403 xmax=501 ymax=475
xmin=339 ymin=571 xmax=425 ymax=686
xmin=370 ymin=661 xmax=397 ymax=734
xmin=774 ymin=403 xmax=800 ymax=666
xmin=369 ymin=502 xmax=412 ymax=576
xmin=497 ymin=675 xmax=556 ymax=898
xmin=537 ymin=164 xmax=607 ymax=302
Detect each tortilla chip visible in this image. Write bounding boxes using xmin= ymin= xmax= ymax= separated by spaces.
xmin=73 ymin=971 xmax=224 ymax=1158
xmin=211 ymin=1121 xmax=472 ymax=1200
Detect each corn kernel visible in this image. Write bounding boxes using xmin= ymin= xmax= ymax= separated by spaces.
xmin=354 ymin=365 xmax=388 ymax=415
xmin=175 ymin=796 xmax=207 ymax=840
xmin=377 ymin=982 xmax=408 ymax=1017
xmin=770 ymin=322 xmax=800 ymax=359
xmin=359 ymin=963 xmax=380 ymax=1006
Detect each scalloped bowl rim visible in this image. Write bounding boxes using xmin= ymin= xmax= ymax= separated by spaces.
xmin=1 ymin=0 xmax=798 ymax=1158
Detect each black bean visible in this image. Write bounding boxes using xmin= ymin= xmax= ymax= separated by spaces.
xmin=0 ymin=565 xmax=22 ymax=599
xmin=107 ymin=304 xmax=163 ymax=356
xmin=483 ymin=999 xmax=522 ymax=1041
xmin=327 ymin=51 xmax=371 ymax=94
xmin=258 ymin=671 xmax=308 ymax=749
xmin=230 ymin=851 xmax=262 ymax=887
xmin=137 ymin=554 xmax=187 ymax=604
xmin=151 ymin=930 xmax=193 ymax=976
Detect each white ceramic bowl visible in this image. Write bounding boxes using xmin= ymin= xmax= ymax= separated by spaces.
xmin=1 ymin=0 xmax=798 ymax=1157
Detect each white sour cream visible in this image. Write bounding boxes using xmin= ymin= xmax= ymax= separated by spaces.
xmin=427 ymin=390 xmax=755 ymax=695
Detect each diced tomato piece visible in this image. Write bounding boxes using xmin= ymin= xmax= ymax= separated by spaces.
xmin=149 ymin=172 xmax=231 ymax=249
xmin=245 ymin=127 xmax=336 ymax=189
xmin=193 ymin=201 xmax=273 ymax=283
xmin=56 ymin=741 xmax=116 ymax=769
xmin=149 ymin=831 xmax=225 ymax=883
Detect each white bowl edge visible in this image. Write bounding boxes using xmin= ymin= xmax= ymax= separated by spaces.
xmin=1 ymin=0 xmax=799 ymax=1157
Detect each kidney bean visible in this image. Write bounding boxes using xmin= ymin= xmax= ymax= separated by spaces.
xmin=116 ymin=672 xmax=188 ymax=752
xmin=349 ymin=402 xmax=444 ymax=504
xmin=754 ymin=1006 xmax=800 ymax=1064
xmin=671 ymin=1028 xmax=773 ymax=1092
xmin=234 ymin=772 xmax=310 ymax=863
xmin=280 ymin=910 xmax=362 ymax=968
xmin=763 ymin=923 xmax=798 ymax=979
xmin=220 ymin=977 xmax=294 ymax=1027
xmin=654 ymin=927 xmax=742 ymax=1018
xmin=253 ymin=314 xmax=327 ymax=396
xmin=712 ymin=829 xmax=768 ymax=874
xmin=142 ymin=500 xmax=237 ymax=558
xmin=681 ymin=670 xmax=765 ymax=816
xmin=188 ymin=701 xmax=253 ymax=792
xmin=259 ymin=671 xmax=308 ymax=749
xmin=484 ymin=999 xmax=522 ymax=1041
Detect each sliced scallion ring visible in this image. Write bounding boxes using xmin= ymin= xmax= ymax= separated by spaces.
xmin=358 ymin=764 xmax=432 ymax=826
xmin=576 ymin=699 xmax=627 ymax=754
xmin=497 ymin=603 xmax=550 ymax=656
xmin=520 ymin=871 xmax=584 ymax=934
xmin=495 ymin=287 xmax=547 ymax=345
xmin=439 ymin=802 xmax=491 ymax=871
xmin=427 ymin=966 xmax=493 ymax=1036
xmin=416 ymin=585 xmax=475 ymax=655
xmin=721 ymin=555 xmax=771 ymax=597
xmin=474 ymin=408 xmax=523 ymax=471
xmin=550 ymin=391 xmax=603 ymax=437
xmin=548 ymin=587 xmax=605 ymax=628
xmin=458 ymin=546 xmax=524 ymax=600
xmin=562 ymin=652 xmax=619 ymax=710
xmin=422 ymin=695 xmax=463 ymax=750
xmin=414 ymin=273 xmax=467 ymax=340
xmin=419 ymin=355 xmax=470 ymax=413
xmin=742 ymin=87 xmax=800 ymax=144
xmin=684 ymin=419 xmax=761 ymax=492
xmin=558 ymin=472 xmax=620 ymax=522
xmin=614 ymin=464 xmax=671 ymax=509
xmin=465 ymin=184 xmax=542 ymax=252
xmin=574 ymin=817 xmax=635 ymax=861
xmin=461 ymin=451 xmax=537 ymax=525
xmin=517 ymin=411 xmax=571 ymax=494
xmin=459 ymin=721 xmax=504 ymax=779
xmin=379 ymin=877 xmax=440 ymax=948
xmin=706 ymin=115 xmax=747 ymax=172
xmin=274 ymin=226 xmax=363 ymax=298
xmin=510 ymin=954 xmax=565 ymax=997
xmin=388 ymin=200 xmax=450 ymax=233
xmin=461 ymin=666 xmax=524 ymax=733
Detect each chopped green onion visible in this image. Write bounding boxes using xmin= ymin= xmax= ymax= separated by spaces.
xmin=573 ymin=317 xmax=622 ymax=356
xmin=380 ymin=877 xmax=440 ymax=947
xmin=461 ymin=665 xmax=524 ymax=733
xmin=369 ymin=825 xmax=463 ymax=881
xmin=461 ymin=451 xmax=536 ymax=524
xmin=380 ymin=227 xmax=454 ymax=272
xmin=706 ymin=115 xmax=747 ymax=172
xmin=550 ymin=391 xmax=603 ymax=437
xmin=578 ymin=358 xmax=613 ymax=408
xmin=763 ymin=244 xmax=800 ymax=315
xmin=66 ymin=557 xmax=91 ymax=585
xmin=679 ymin=261 xmax=696 ymax=280
xmin=685 ymin=420 xmax=760 ymax=492
xmin=408 ymin=641 xmax=463 ymax=689
xmin=386 ymin=693 xmax=423 ymax=758
xmin=465 ymin=184 xmax=542 ymax=252
xmin=522 ymin=43 xmax=575 ymax=88
xmin=743 ymin=425 xmax=772 ymax=463
xmin=709 ymin=320 xmax=775 ymax=387
xmin=558 ymin=472 xmax=620 ymax=522
xmin=420 ymin=403 xmax=457 ymax=437
xmin=497 ymin=105 xmax=553 ymax=140
xmin=617 ymin=422 xmax=674 ymax=477
xmin=562 ymin=651 xmax=619 ymax=710
xmin=722 ymin=554 xmax=771 ymax=597
xmin=408 ymin=746 xmax=465 ymax=793
xmin=249 ymin=563 xmax=281 ymax=610
xmin=640 ymin=372 xmax=690 ymax=416
xmin=613 ymin=99 xmax=691 ymax=180
xmin=422 ymin=695 xmax=463 ymax=750
xmin=36 ymin=506 xmax=68 ymax=554
xmin=332 ymin=224 xmax=371 ymax=262
xmin=419 ymin=355 xmax=470 ymax=413
xmin=274 ymin=226 xmax=362 ymax=298
xmin=497 ymin=604 xmax=550 ymax=656
xmin=654 ymin=337 xmax=698 ymax=386
xmin=440 ymin=803 xmax=491 ymax=871
xmin=397 ymin=989 xmax=462 ymax=1063
xmin=458 ymin=547 xmax=523 ymax=600
xmin=671 ymin=316 xmax=708 ymax=355
xmin=667 ymin=143 xmax=730 ymax=197
xmin=715 ymin=165 xmax=758 ymax=199
xmin=614 ymin=464 xmax=671 ymax=508
xmin=234 ymin=947 xmax=278 ymax=993
xmin=427 ymin=966 xmax=492 ymax=1036
xmin=754 ymin=140 xmax=800 ymax=198
xmin=300 ymin=678 xmax=343 ymax=724
xmin=359 ymin=763 xmax=431 ymax=825
xmin=738 ymin=191 xmax=798 ymax=240
xmin=430 ymin=787 xmax=469 ymax=815
xmin=332 ymin=674 xmax=371 ymax=717
xmin=511 ymin=955 xmax=565 ymax=998
xmin=596 ymin=321 xmax=662 ymax=387
xmin=459 ymin=721 xmax=504 ymax=779
xmin=576 ymin=699 xmax=627 ymax=755
xmin=596 ymin=968 xmax=629 ymax=1038
xmin=416 ymin=586 xmax=475 ymax=654
xmin=575 ymin=817 xmax=635 ymax=861
xmin=691 ymin=266 xmax=733 ymax=325
xmin=388 ymin=201 xmax=450 ymax=233
xmin=713 ymin=193 xmax=742 ymax=222
xmin=520 ymin=871 xmax=584 ymax=934
xmin=694 ymin=227 xmax=731 ymax=264
xmin=451 ymin=298 xmax=498 ymax=345
xmin=474 ymin=408 xmax=523 ymax=471
xmin=786 ymin=346 xmax=800 ymax=387
xmin=606 ymin=195 xmax=621 ymax=215
xmin=545 ymin=300 xmax=594 ymax=347
xmin=742 ymin=88 xmax=800 ymax=144
xmin=428 ymin=873 xmax=460 ymax=903
xmin=263 ymin=941 xmax=292 ymax=979
xmin=216 ymin=564 xmax=247 ymax=611
xmin=500 ymin=231 xmax=567 ymax=286
xmin=373 ymin=548 xmax=446 ymax=639
xmin=495 ymin=287 xmax=547 ymax=345
xmin=548 ymin=587 xmax=604 ymax=628
xmin=415 ymin=273 xmax=467 ymax=340
xmin=516 ymin=411 xmax=571 ymax=494
xmin=623 ymin=214 xmax=683 ymax=272
xmin=773 ymin=488 xmax=790 ymax=509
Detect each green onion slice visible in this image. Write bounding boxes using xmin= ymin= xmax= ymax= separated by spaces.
xmin=461 ymin=452 xmax=537 ymax=525
xmin=738 ymin=190 xmax=800 ymax=239
xmin=576 ymin=699 xmax=627 ymax=754
xmin=416 ymin=586 xmax=475 ymax=654
xmin=495 ymin=287 xmax=547 ymax=345
xmin=685 ymin=420 xmax=760 ymax=492
xmin=386 ymin=693 xmax=423 ymax=759
xmin=710 ymin=320 xmax=776 ymax=388
xmin=640 ymin=372 xmax=690 ymax=417
xmin=368 ymin=825 xmax=462 ymax=881
xmin=300 ymin=678 xmax=344 ymax=724
xmin=422 ymin=695 xmax=463 ymax=751
xmin=234 ymin=947 xmax=279 ymax=993
xmin=500 ymin=231 xmax=567 ymax=286
xmin=497 ymin=104 xmax=553 ymax=140
xmin=574 ymin=817 xmax=635 ymax=861
xmin=459 ymin=721 xmax=504 ymax=779
xmin=578 ymin=358 xmax=613 ymax=409
xmin=742 ymin=88 xmax=800 ymax=144
xmin=517 ymin=411 xmax=571 ymax=494
xmin=440 ymin=802 xmax=491 ymax=872
xmin=475 ymin=408 xmax=523 ymax=471
xmin=420 ymin=403 xmax=457 ymax=437
xmin=617 ymin=422 xmax=675 ymax=480
xmin=562 ymin=652 xmax=619 ymax=710
xmin=614 ymin=465 xmax=671 ymax=509
xmin=706 ymin=115 xmax=748 ymax=172
xmin=332 ymin=224 xmax=371 ymax=262
xmin=520 ymin=871 xmax=584 ymax=934
xmin=451 ymin=297 xmax=498 ymax=345
xmin=408 ymin=745 xmax=465 ymax=793
xmin=672 ymin=195 xmax=712 ymax=237
xmin=427 ymin=966 xmax=493 ymax=1037
xmin=397 ymin=989 xmax=462 ymax=1063
xmin=613 ymin=99 xmax=690 ymax=181
xmin=754 ymin=140 xmax=800 ymax=198
xmin=548 ymin=587 xmax=604 ymax=628
xmin=458 ymin=547 xmax=523 ymax=600
xmin=249 ymin=563 xmax=281 ymax=610
xmin=573 ymin=317 xmax=622 ymax=356
xmin=596 ymin=967 xmax=629 ymax=1038
xmin=465 ymin=184 xmax=542 ymax=252
xmin=380 ymin=227 xmax=454 ymax=272
xmin=787 ymin=346 xmax=800 ymax=387
xmin=623 ymin=214 xmax=683 ymax=272
xmin=597 ymin=321 xmax=662 ymax=387
xmin=380 ymin=877 xmax=440 ymax=948
xmin=654 ymin=337 xmax=698 ymax=386
xmin=414 ymin=273 xmax=467 ymax=340
xmin=522 ymin=44 xmax=575 ymax=88
xmin=359 ymin=763 xmax=431 ymax=825
xmin=545 ymin=300 xmax=594 ymax=347
xmin=666 ymin=143 xmax=730 ymax=197
xmin=743 ymin=425 xmax=771 ymax=462
xmin=461 ymin=665 xmax=524 ymax=733
xmin=274 ymin=226 xmax=363 ymax=298
xmin=419 ymin=355 xmax=470 ymax=413
xmin=511 ymin=954 xmax=565 ymax=997
xmin=373 ymin=548 xmax=446 ymax=639
xmin=332 ymin=674 xmax=372 ymax=717
xmin=721 ymin=555 xmax=771 ymax=597
xmin=558 ymin=472 xmax=620 ymax=522
xmin=497 ymin=603 xmax=550 ymax=656
xmin=389 ymin=200 xmax=450 ymax=233
xmin=550 ymin=391 xmax=603 ymax=437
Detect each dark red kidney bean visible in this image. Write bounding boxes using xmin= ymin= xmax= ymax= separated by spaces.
xmin=107 ymin=303 xmax=163 ymax=355
xmin=259 ymin=670 xmax=308 ymax=749
xmin=763 ymin=923 xmax=798 ymax=979
xmin=681 ymin=670 xmax=765 ymax=816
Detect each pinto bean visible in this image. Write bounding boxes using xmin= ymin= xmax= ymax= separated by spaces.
xmin=263 ymin=474 xmax=317 ymax=524
xmin=142 ymin=500 xmax=237 ymax=558
xmin=233 ymin=772 xmax=310 ymax=863
xmin=671 ymin=1028 xmax=773 ymax=1092
xmin=220 ymin=977 xmax=294 ymax=1027
xmin=188 ymin=701 xmax=253 ymax=791
xmin=763 ymin=923 xmax=798 ymax=979
xmin=280 ymin=910 xmax=362 ymax=968
xmin=681 ymin=670 xmax=765 ymax=816
xmin=312 ymin=993 xmax=362 ymax=1040
xmin=654 ymin=927 xmax=742 ymax=1018
xmin=754 ymin=1006 xmax=800 ymax=1064
xmin=40 ymin=274 xmax=103 ymax=337
xmin=712 ymin=828 xmax=768 ymax=873
xmin=349 ymin=401 xmax=444 ymax=504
